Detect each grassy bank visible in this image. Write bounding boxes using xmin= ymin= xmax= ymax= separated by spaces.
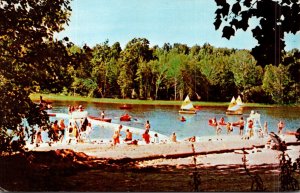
xmin=30 ymin=93 xmax=291 ymax=108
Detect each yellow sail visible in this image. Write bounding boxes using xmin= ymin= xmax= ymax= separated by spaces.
xmin=179 ymin=95 xmax=196 ymax=114
xmin=227 ymin=96 xmax=236 ymax=110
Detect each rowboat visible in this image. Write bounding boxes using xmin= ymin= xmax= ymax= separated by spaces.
xmin=120 ymin=114 xmax=131 ymax=121
xmin=179 ymin=95 xmax=196 ymax=114
xmin=88 ymin=116 xmax=112 ymax=123
xmin=119 ymin=104 xmax=132 ymax=109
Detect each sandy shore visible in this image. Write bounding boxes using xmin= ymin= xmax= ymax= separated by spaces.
xmin=27 ymin=134 xmax=300 ymax=168
xmin=1 ymin=134 xmax=298 ymax=192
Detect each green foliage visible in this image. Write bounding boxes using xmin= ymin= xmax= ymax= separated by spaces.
xmin=0 ymin=0 xmax=74 ymax=154
xmin=214 ymin=0 xmax=300 ymax=67
xmin=263 ymin=64 xmax=294 ymax=104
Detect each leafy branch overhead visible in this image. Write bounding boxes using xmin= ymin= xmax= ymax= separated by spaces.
xmin=214 ymin=0 xmax=300 ymax=67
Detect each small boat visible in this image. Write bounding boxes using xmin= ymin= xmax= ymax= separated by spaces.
xmin=194 ymin=105 xmax=201 ymax=110
xmin=179 ymin=95 xmax=197 ymax=114
xmin=120 ymin=114 xmax=131 ymax=121
xmin=226 ymin=96 xmax=243 ymax=115
xmin=88 ymin=116 xmax=112 ymax=123
xmin=119 ymin=104 xmax=132 ymax=109
xmin=180 ymin=116 xmax=186 ymax=122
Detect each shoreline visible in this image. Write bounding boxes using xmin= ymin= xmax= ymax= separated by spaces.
xmin=29 ymin=93 xmax=298 ymax=108
xmin=27 ymin=134 xmax=300 ymax=164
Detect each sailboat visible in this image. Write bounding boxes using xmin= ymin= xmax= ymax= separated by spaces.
xmin=226 ymin=95 xmax=243 ymax=115
xmin=179 ymin=95 xmax=197 ymax=114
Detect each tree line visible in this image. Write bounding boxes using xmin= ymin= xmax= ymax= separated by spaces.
xmin=48 ymin=38 xmax=299 ymax=104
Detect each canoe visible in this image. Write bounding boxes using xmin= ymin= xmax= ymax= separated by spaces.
xmin=119 ymin=104 xmax=132 ymax=109
xmin=88 ymin=116 xmax=112 ymax=123
xmin=47 ymin=113 xmax=56 ymax=117
xmin=120 ymin=114 xmax=131 ymax=121
xmin=194 ymin=105 xmax=201 ymax=110
xmin=178 ymin=110 xmax=196 ymax=114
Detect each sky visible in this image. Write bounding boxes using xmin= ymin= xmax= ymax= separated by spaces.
xmin=56 ymin=0 xmax=300 ymax=50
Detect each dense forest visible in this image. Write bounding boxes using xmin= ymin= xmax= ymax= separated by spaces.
xmin=45 ymin=38 xmax=300 ymax=104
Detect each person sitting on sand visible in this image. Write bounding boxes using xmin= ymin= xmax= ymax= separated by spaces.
xmin=124 ymin=129 xmax=132 ymax=142
xmin=153 ymin=133 xmax=159 ymax=143
xmin=142 ymin=129 xmax=150 ymax=144
xmin=170 ymin=132 xmax=177 ymax=142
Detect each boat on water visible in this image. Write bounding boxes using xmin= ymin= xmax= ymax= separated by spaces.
xmin=119 ymin=104 xmax=132 ymax=109
xmin=226 ymin=96 xmax=243 ymax=115
xmin=88 ymin=116 xmax=112 ymax=123
xmin=120 ymin=114 xmax=131 ymax=121
xmin=179 ymin=95 xmax=197 ymax=114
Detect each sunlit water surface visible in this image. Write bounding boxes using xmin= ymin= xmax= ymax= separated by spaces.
xmin=46 ymin=101 xmax=300 ymax=141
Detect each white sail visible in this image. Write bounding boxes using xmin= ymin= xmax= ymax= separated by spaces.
xmin=236 ymin=95 xmax=243 ymax=106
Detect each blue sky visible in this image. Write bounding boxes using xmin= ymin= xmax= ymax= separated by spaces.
xmin=56 ymin=0 xmax=300 ymax=50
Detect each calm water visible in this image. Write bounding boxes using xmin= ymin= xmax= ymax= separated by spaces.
xmin=48 ymin=101 xmax=300 ymax=141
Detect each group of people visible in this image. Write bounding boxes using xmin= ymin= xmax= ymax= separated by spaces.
xmin=33 ymin=117 xmax=93 ymax=147
xmin=68 ymin=105 xmax=84 ymax=114
xmin=210 ymin=110 xmax=285 ymax=139
xmin=112 ymin=120 xmax=179 ymax=146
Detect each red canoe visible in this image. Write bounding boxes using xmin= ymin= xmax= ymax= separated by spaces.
xmin=194 ymin=105 xmax=201 ymax=110
xmin=120 ymin=114 xmax=131 ymax=121
xmin=119 ymin=104 xmax=132 ymax=109
xmin=88 ymin=116 xmax=112 ymax=123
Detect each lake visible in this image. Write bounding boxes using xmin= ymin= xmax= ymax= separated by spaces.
xmin=48 ymin=101 xmax=300 ymax=141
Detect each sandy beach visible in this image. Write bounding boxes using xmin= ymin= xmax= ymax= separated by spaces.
xmin=27 ymin=134 xmax=300 ymax=166
xmin=0 ymin=133 xmax=298 ymax=192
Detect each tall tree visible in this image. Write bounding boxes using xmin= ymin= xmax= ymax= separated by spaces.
xmin=117 ymin=38 xmax=153 ymax=98
xmin=262 ymin=64 xmax=293 ymax=103
xmin=0 ymin=0 xmax=74 ymax=153
xmin=214 ymin=0 xmax=300 ymax=66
